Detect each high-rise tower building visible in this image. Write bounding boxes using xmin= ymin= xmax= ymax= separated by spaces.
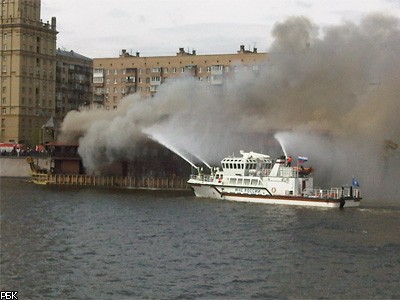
xmin=1 ymin=0 xmax=57 ymax=146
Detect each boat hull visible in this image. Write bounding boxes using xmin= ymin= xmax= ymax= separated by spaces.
xmin=190 ymin=183 xmax=361 ymax=208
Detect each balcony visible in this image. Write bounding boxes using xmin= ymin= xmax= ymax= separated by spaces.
xmin=150 ymin=76 xmax=161 ymax=86
xmin=211 ymin=75 xmax=223 ymax=85
xmin=93 ymin=69 xmax=104 ymax=78
xmin=211 ymin=65 xmax=223 ymax=75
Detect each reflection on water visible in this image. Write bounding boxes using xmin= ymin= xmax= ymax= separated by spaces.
xmin=1 ymin=178 xmax=399 ymax=299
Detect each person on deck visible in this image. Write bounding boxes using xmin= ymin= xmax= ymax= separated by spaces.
xmin=287 ymin=156 xmax=292 ymax=167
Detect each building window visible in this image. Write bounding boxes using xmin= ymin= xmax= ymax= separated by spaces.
xmin=172 ymin=67 xmax=176 ymax=73
xmin=126 ymin=76 xmax=135 ymax=83
xmin=163 ymin=67 xmax=168 ymax=73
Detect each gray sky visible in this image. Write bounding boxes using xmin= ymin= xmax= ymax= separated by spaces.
xmin=41 ymin=0 xmax=400 ymax=58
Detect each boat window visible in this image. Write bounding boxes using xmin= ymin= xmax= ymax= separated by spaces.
xmin=230 ymin=163 xmax=233 ymax=169
xmin=234 ymin=163 xmax=237 ymax=169
xmin=237 ymin=179 xmax=242 ymax=185
xmin=244 ymin=179 xmax=250 ymax=185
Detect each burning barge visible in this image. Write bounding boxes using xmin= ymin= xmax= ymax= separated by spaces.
xmin=26 ymin=141 xmax=191 ymax=191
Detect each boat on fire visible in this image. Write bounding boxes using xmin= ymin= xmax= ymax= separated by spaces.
xmin=187 ymin=151 xmax=361 ymax=208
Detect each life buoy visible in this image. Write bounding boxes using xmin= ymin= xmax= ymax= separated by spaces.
xmin=271 ymin=187 xmax=276 ymax=193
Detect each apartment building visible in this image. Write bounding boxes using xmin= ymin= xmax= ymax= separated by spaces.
xmin=56 ymin=49 xmax=93 ymax=118
xmin=93 ymin=46 xmax=268 ymax=109
xmin=1 ymin=0 xmax=269 ymax=146
xmin=0 ymin=0 xmax=57 ymax=146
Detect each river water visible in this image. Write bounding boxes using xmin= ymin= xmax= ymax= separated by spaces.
xmin=1 ymin=177 xmax=399 ymax=299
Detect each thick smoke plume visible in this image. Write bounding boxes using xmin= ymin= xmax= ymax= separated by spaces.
xmin=59 ymin=14 xmax=400 ymax=200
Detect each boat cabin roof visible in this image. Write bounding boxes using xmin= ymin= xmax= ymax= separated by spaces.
xmin=220 ymin=151 xmax=273 ymax=176
xmin=221 ymin=151 xmax=272 ymax=164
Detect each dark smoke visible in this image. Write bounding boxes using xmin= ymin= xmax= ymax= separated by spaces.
xmin=59 ymin=14 xmax=400 ymax=200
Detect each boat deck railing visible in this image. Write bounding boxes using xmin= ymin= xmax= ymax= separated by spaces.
xmin=32 ymin=173 xmax=191 ymax=190
xmin=189 ymin=174 xmax=214 ymax=182
xmin=304 ymin=187 xmax=361 ymax=199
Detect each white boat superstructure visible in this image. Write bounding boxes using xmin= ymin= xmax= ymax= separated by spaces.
xmin=188 ymin=151 xmax=361 ymax=208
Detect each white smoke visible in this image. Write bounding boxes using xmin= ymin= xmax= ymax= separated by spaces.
xmin=59 ymin=14 xmax=400 ymax=199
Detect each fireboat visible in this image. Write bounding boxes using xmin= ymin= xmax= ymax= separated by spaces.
xmin=187 ymin=151 xmax=361 ymax=208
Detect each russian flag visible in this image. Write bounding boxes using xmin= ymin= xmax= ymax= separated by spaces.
xmin=298 ymin=156 xmax=308 ymax=163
